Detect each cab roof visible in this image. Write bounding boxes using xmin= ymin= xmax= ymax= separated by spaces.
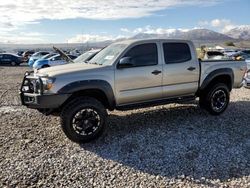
xmin=114 ymin=38 xmax=192 ymax=45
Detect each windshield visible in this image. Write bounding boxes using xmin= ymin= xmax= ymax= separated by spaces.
xmin=88 ymin=43 xmax=128 ymax=65
xmin=41 ymin=53 xmax=57 ymax=60
xmin=31 ymin=52 xmax=40 ymax=57
xmin=74 ymin=51 xmax=96 ymax=63
xmin=48 ymin=54 xmax=60 ymax=60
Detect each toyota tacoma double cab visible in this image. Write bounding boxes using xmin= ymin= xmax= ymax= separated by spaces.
xmin=20 ymin=39 xmax=247 ymax=143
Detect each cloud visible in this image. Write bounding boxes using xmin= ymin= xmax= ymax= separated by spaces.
xmin=0 ymin=0 xmax=222 ymax=43
xmin=120 ymin=25 xmax=193 ymax=35
xmin=198 ymin=18 xmax=246 ymax=33
xmin=0 ymin=0 xmax=221 ymax=27
xmin=0 ymin=31 xmax=54 ymax=44
xmin=67 ymin=34 xmax=127 ymax=43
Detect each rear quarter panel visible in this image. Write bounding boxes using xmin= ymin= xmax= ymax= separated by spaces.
xmin=200 ymin=60 xmax=247 ymax=88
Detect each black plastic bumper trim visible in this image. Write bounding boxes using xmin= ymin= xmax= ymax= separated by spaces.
xmin=20 ymin=93 xmax=70 ymax=109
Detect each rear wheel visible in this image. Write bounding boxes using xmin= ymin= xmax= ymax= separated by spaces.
xmin=11 ymin=62 xmax=16 ymax=66
xmin=60 ymin=97 xmax=107 ymax=143
xmin=199 ymin=83 xmax=230 ymax=115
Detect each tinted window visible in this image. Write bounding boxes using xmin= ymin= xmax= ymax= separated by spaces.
xmin=123 ymin=43 xmax=158 ymax=67
xmin=41 ymin=52 xmax=49 ymax=56
xmin=163 ymin=43 xmax=191 ymax=64
xmin=3 ymin=54 xmax=12 ymax=59
xmin=207 ymin=51 xmax=224 ymax=56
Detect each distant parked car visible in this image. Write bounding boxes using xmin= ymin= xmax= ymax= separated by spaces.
xmin=33 ymin=54 xmax=77 ymax=69
xmin=22 ymin=50 xmax=35 ymax=61
xmin=242 ymin=49 xmax=250 ymax=55
xmin=0 ymin=53 xmax=24 ymax=66
xmin=246 ymin=59 xmax=250 ymax=69
xmin=74 ymin=49 xmax=101 ymax=63
xmin=28 ymin=51 xmax=50 ymax=67
xmin=230 ymin=52 xmax=250 ymax=60
xmin=40 ymin=53 xmax=58 ymax=60
xmin=203 ymin=51 xmax=226 ymax=60
xmin=222 ymin=50 xmax=239 ymax=57
xmin=68 ymin=54 xmax=77 ymax=60
xmin=69 ymin=49 xmax=81 ymax=56
xmin=244 ymin=59 xmax=250 ymax=89
xmin=244 ymin=67 xmax=250 ymax=89
xmin=17 ymin=51 xmax=24 ymax=56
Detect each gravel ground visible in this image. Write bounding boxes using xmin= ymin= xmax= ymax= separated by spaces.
xmin=0 ymin=65 xmax=249 ymax=187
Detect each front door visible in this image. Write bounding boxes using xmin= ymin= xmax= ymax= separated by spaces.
xmin=115 ymin=43 xmax=163 ymax=105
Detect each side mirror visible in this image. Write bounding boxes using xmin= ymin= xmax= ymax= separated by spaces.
xmin=118 ymin=57 xmax=133 ymax=68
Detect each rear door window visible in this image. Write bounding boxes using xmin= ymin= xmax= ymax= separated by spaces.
xmin=163 ymin=43 xmax=191 ymax=64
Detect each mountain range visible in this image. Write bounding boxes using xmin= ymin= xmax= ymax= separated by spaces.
xmin=132 ymin=26 xmax=250 ymax=42
xmin=224 ymin=25 xmax=250 ymax=40
xmin=1 ymin=26 xmax=250 ymax=51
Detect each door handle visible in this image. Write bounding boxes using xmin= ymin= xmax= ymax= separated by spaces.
xmin=187 ymin=67 xmax=196 ymax=71
xmin=151 ymin=70 xmax=162 ymax=75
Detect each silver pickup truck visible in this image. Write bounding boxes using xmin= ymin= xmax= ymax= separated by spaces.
xmin=20 ymin=39 xmax=247 ymax=143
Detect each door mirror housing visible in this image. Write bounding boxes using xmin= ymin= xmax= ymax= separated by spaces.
xmin=118 ymin=57 xmax=133 ymax=68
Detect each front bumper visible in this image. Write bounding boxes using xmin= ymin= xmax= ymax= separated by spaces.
xmin=20 ymin=71 xmax=70 ymax=109
xmin=20 ymin=92 xmax=70 ymax=109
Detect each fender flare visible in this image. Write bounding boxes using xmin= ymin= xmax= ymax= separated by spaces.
xmin=200 ymin=68 xmax=234 ymax=91
xmin=58 ymin=80 xmax=115 ymax=109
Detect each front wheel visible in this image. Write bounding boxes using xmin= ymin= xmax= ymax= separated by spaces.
xmin=60 ymin=97 xmax=107 ymax=143
xmin=199 ymin=83 xmax=230 ymax=115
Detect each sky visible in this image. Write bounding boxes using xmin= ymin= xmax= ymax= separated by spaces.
xmin=0 ymin=0 xmax=249 ymax=44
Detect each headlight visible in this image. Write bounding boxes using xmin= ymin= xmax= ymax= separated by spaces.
xmin=41 ymin=77 xmax=55 ymax=90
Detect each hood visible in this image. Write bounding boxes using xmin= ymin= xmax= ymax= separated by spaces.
xmin=36 ymin=63 xmax=104 ymax=77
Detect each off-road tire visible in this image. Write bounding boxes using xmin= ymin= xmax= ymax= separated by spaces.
xmin=199 ymin=83 xmax=230 ymax=115
xmin=60 ymin=97 xmax=107 ymax=143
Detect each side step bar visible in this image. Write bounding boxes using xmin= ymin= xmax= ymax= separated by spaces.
xmin=116 ymin=95 xmax=196 ymax=111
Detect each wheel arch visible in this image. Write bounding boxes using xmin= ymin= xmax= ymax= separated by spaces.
xmin=58 ymin=80 xmax=116 ymax=110
xmin=41 ymin=64 xmax=50 ymax=68
xmin=199 ymin=68 xmax=234 ymax=94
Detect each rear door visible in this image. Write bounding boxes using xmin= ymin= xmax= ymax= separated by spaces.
xmin=161 ymin=42 xmax=199 ymax=97
xmin=115 ymin=42 xmax=163 ymax=105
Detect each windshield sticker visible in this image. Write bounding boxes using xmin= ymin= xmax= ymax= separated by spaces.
xmin=104 ymin=55 xmax=114 ymax=60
